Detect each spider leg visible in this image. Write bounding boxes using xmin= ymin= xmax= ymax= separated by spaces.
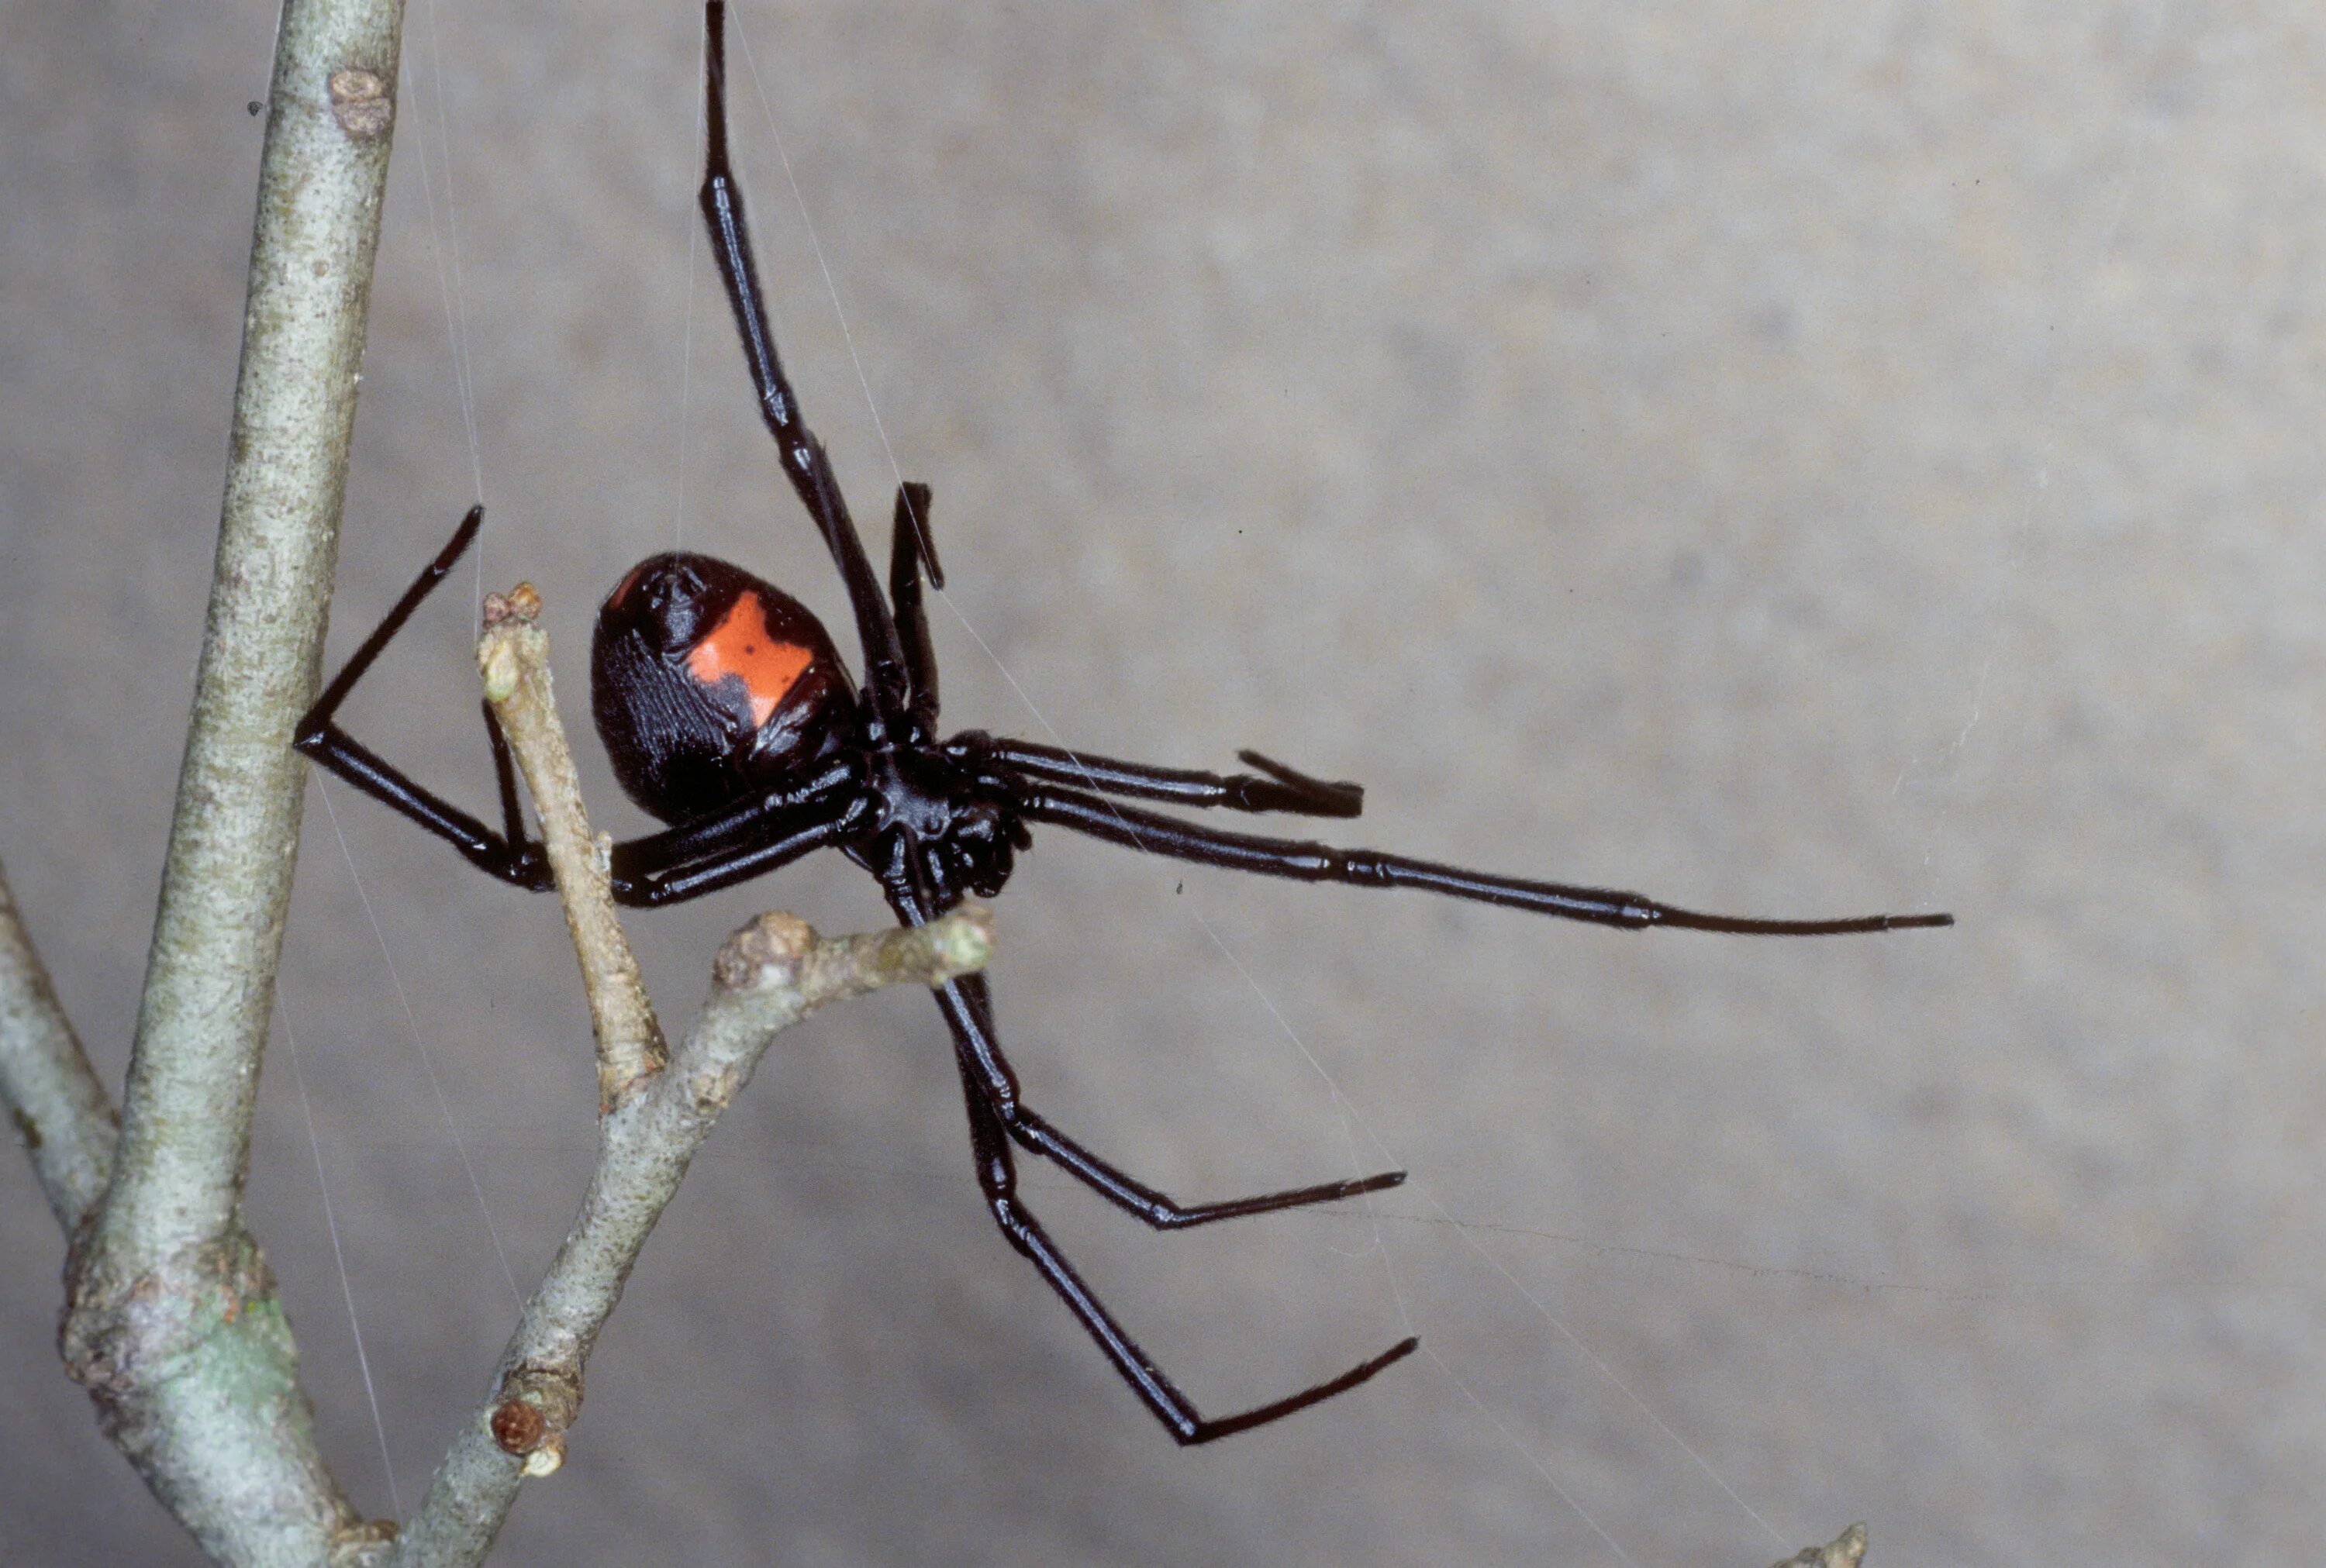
xmin=883 ymin=867 xmax=1403 ymax=1225
xmin=950 ymin=1043 xmax=1416 ymax=1445
xmin=611 ymin=801 xmax=854 ymax=908
xmin=1023 ymin=785 xmax=1954 ymax=935
xmin=482 ymin=698 xmax=536 ymax=853
xmin=889 ymin=482 xmax=940 ymax=726
xmin=699 ymin=0 xmax=909 ymax=719
xmin=937 ymin=972 xmax=1404 ymax=1229
xmin=294 ymin=507 xmax=551 ymax=891
xmin=298 ymin=505 xmax=858 ymax=907
xmin=610 ymin=760 xmax=855 ymax=880
xmin=965 ymin=735 xmax=1365 ymax=818
xmin=305 ymin=505 xmax=482 ymax=729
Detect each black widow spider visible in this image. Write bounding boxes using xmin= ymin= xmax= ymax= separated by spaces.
xmin=296 ymin=0 xmax=1952 ymax=1446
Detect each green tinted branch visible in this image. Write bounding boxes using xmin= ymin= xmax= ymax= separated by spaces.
xmin=0 ymin=857 xmax=117 ymax=1232
xmin=57 ymin=0 xmax=410 ymax=1559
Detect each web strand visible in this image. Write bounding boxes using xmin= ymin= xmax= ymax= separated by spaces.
xmin=1377 ymin=1241 xmax=1641 ymax=1568
xmin=278 ymin=993 xmax=402 ymax=1517
xmin=316 ymin=780 xmax=523 ymax=1307
xmin=672 ymin=3 xmax=709 ymax=550
xmin=402 ymin=0 xmax=488 ymax=601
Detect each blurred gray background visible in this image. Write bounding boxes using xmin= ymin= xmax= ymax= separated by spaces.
xmin=3 ymin=1 xmax=2319 ymax=1563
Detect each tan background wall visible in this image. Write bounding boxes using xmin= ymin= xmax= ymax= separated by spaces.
xmin=2 ymin=2 xmax=2317 ymax=1562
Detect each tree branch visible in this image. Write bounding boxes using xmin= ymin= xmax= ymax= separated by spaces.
xmin=94 ymin=0 xmax=402 ymax=1273
xmin=475 ymin=586 xmax=666 ymax=1110
xmin=388 ymin=591 xmax=993 ymax=1566
xmin=53 ymin=0 xmax=411 ymax=1559
xmin=0 ymin=856 xmax=118 ymax=1233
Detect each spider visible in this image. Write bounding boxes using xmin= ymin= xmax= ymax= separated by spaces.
xmin=296 ymin=0 xmax=1952 ymax=1446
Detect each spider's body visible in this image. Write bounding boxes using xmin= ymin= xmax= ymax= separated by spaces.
xmin=592 ymin=552 xmax=858 ymax=826
xmin=588 ymin=533 xmax=1039 ymax=905
xmin=294 ymin=0 xmax=1950 ymax=1446
xmin=845 ymin=743 xmax=1027 ymax=901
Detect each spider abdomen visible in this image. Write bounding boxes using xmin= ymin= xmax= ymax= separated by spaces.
xmin=591 ymin=552 xmax=858 ymax=824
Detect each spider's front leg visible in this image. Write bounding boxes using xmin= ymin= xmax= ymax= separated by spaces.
xmin=889 ymin=482 xmax=941 ymax=729
xmin=698 ymin=0 xmax=909 ymax=719
xmin=294 ymin=505 xmax=553 ymax=892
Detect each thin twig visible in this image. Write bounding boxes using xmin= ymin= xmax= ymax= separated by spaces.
xmin=56 ymin=0 xmax=411 ymax=1559
xmin=388 ymin=592 xmax=992 ymax=1567
xmin=477 ymin=586 xmax=666 ymax=1109
xmin=0 ymin=856 xmax=118 ymax=1233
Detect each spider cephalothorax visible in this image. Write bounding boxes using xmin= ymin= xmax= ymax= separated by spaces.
xmin=293 ymin=0 xmax=1950 ymax=1446
xmin=847 ymin=741 xmax=1029 ymax=901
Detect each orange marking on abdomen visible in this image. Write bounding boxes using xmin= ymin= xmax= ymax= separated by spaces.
xmin=686 ymin=593 xmax=814 ymax=728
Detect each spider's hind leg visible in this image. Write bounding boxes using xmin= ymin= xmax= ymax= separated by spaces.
xmin=950 ymin=1045 xmax=1415 ymax=1444
xmin=938 ymin=973 xmax=1403 ymax=1230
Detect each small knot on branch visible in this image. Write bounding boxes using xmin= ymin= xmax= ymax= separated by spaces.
xmin=327 ymin=1517 xmax=399 ymax=1566
xmin=326 ymin=68 xmax=393 ymax=140
xmin=486 ymin=1400 xmax=543 ymax=1454
xmin=711 ymin=912 xmax=818 ymax=992
xmin=482 ymin=581 xmax=541 ymax=629
xmin=477 ymin=588 xmax=544 ymax=704
xmin=920 ymin=903 xmax=999 ymax=981
xmin=59 ymin=1227 xmax=281 ymax=1410
xmin=488 ymin=1366 xmax=582 ymax=1476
